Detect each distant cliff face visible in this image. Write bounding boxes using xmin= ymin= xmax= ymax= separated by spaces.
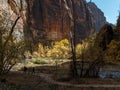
xmin=72 ymin=0 xmax=94 ymax=40
xmin=87 ymin=2 xmax=106 ymax=32
xmin=26 ymin=0 xmax=94 ymax=44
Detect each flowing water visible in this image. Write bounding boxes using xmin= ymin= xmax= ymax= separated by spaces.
xmin=99 ymin=71 xmax=120 ymax=78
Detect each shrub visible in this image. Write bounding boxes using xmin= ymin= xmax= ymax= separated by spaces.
xmin=0 ymin=8 xmax=25 ymax=75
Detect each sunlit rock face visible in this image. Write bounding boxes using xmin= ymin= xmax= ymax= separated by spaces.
xmin=0 ymin=0 xmax=25 ymax=41
xmin=26 ymin=0 xmax=94 ymax=44
xmin=87 ymin=2 xmax=107 ymax=32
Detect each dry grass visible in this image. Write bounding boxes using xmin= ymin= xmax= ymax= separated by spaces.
xmin=2 ymin=61 xmax=120 ymax=90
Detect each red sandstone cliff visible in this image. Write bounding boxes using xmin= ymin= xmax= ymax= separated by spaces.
xmin=26 ymin=0 xmax=94 ymax=44
xmin=0 ymin=0 xmax=107 ymax=45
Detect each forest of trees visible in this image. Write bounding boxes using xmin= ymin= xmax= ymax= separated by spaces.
xmin=0 ymin=0 xmax=120 ymax=90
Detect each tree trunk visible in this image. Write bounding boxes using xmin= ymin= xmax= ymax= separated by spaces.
xmin=70 ymin=0 xmax=78 ymax=78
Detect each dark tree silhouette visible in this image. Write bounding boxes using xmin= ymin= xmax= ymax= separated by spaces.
xmin=95 ymin=24 xmax=113 ymax=51
xmin=65 ymin=0 xmax=78 ymax=78
xmin=116 ymin=13 xmax=120 ymax=31
xmin=61 ymin=0 xmax=78 ymax=78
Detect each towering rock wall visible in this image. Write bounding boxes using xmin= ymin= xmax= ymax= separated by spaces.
xmin=87 ymin=1 xmax=106 ymax=32
xmin=26 ymin=0 xmax=94 ymax=44
xmin=0 ymin=0 xmax=107 ymax=45
xmin=26 ymin=0 xmax=70 ymax=42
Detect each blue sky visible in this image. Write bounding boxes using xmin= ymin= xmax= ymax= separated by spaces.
xmin=86 ymin=0 xmax=120 ymax=25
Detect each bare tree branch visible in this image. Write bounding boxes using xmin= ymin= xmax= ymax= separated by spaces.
xmin=4 ymin=16 xmax=20 ymax=47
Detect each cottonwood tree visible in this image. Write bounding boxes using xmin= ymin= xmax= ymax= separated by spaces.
xmin=63 ymin=0 xmax=78 ymax=78
xmin=0 ymin=0 xmax=25 ymax=75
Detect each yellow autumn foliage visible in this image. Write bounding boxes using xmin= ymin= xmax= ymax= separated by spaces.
xmin=32 ymin=39 xmax=71 ymax=59
xmin=104 ymin=40 xmax=120 ymax=61
xmin=32 ymin=39 xmax=91 ymax=59
xmin=46 ymin=39 xmax=70 ymax=59
xmin=76 ymin=44 xmax=83 ymax=58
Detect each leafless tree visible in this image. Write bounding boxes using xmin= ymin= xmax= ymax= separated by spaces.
xmin=63 ymin=0 xmax=78 ymax=78
xmin=0 ymin=0 xmax=25 ymax=75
